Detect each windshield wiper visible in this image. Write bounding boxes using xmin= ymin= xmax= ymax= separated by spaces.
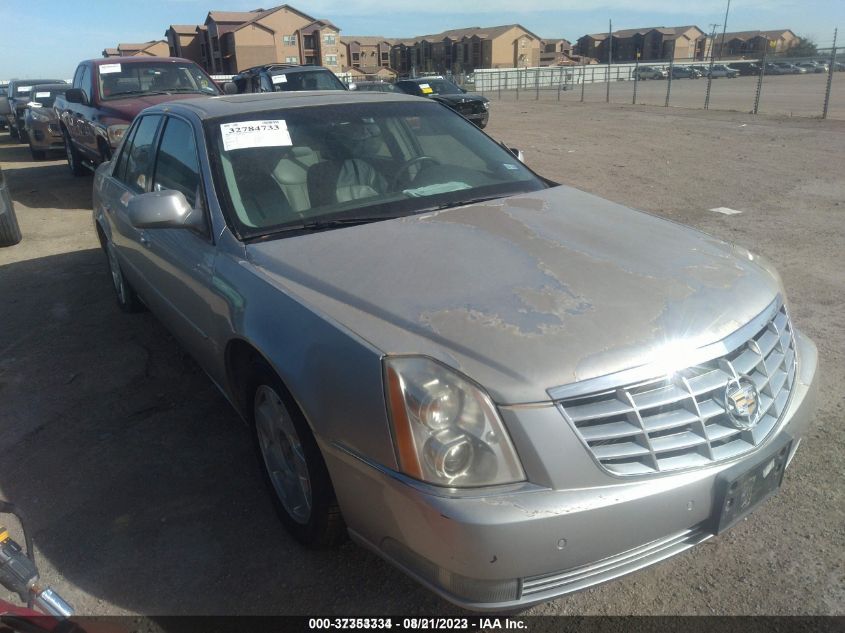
xmin=417 ymin=195 xmax=505 ymax=213
xmin=108 ymin=90 xmax=168 ymax=97
xmin=248 ymin=215 xmax=397 ymax=241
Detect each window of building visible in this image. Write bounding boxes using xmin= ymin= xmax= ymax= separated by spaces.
xmin=520 ymin=39 xmax=527 ymax=48
xmin=352 ymin=52 xmax=360 ymax=61
xmin=285 ymin=56 xmax=299 ymax=63
xmin=283 ymin=35 xmax=297 ymax=46
xmin=303 ymin=35 xmax=315 ymax=49
xmin=323 ymin=34 xmax=336 ymax=45
xmin=325 ymin=54 xmax=337 ymax=65
xmin=381 ymin=52 xmax=389 ymax=61
xmin=305 ymin=55 xmax=316 ymax=65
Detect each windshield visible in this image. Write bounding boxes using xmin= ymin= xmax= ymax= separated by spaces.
xmin=419 ymin=79 xmax=463 ymax=95
xmin=269 ymin=70 xmax=346 ymax=92
xmin=206 ymin=101 xmax=546 ymax=240
xmin=9 ymin=80 xmax=64 ymax=99
xmin=97 ymin=61 xmax=220 ymax=100
xmin=28 ymin=87 xmax=67 ymax=108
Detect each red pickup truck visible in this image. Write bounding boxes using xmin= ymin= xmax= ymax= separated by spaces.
xmin=54 ymin=57 xmax=224 ymax=175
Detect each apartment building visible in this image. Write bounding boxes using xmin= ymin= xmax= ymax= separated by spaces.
xmin=165 ymin=25 xmax=204 ymax=64
xmin=194 ymin=5 xmax=343 ymax=75
xmin=539 ymin=39 xmax=575 ymax=66
xmin=111 ymin=41 xmax=171 ymax=57
xmin=707 ymin=29 xmax=798 ymax=59
xmin=391 ymin=24 xmax=543 ymax=75
xmin=577 ymin=26 xmax=706 ymax=63
xmin=341 ymin=36 xmax=394 ymax=73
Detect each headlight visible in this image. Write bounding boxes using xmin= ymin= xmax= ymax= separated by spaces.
xmin=384 ymin=356 xmax=525 ymax=487
xmin=482 ymin=101 xmax=490 ymax=110
xmin=107 ymin=124 xmax=129 ymax=148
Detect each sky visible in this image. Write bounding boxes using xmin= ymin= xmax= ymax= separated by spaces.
xmin=0 ymin=0 xmax=842 ymax=78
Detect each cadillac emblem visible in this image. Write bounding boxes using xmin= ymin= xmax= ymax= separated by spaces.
xmin=724 ymin=376 xmax=762 ymax=430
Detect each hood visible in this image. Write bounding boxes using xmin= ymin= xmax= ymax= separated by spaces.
xmin=97 ymin=93 xmax=209 ymax=123
xmin=246 ymin=186 xmax=781 ymax=404
xmin=433 ymin=92 xmax=487 ymax=104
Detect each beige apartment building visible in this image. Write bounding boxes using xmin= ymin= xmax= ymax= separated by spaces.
xmin=577 ymin=26 xmax=706 ymax=63
xmin=391 ymin=25 xmax=543 ymax=75
xmin=104 ymin=40 xmax=171 ymax=58
xmin=165 ymin=25 xmax=204 ymax=63
xmin=341 ymin=36 xmax=394 ymax=73
xmin=706 ymin=29 xmax=798 ymax=59
xmin=189 ymin=5 xmax=343 ymax=75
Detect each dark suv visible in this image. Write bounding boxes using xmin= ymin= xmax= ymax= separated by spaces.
xmin=394 ymin=77 xmax=489 ymax=128
xmin=2 ymin=78 xmax=67 ymax=140
xmin=232 ymin=64 xmax=347 ymax=93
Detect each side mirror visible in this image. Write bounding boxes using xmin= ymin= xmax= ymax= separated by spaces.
xmin=222 ymin=82 xmax=238 ymax=95
xmin=509 ymin=147 xmax=525 ymax=163
xmin=127 ymin=190 xmax=204 ymax=231
xmin=0 ymin=97 xmax=10 ymax=116
xmin=64 ymin=88 xmax=84 ymax=104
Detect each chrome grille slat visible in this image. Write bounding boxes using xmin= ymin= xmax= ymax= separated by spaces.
xmin=557 ymin=303 xmax=797 ymax=475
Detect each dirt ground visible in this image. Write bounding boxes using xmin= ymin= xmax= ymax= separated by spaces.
xmin=0 ymin=100 xmax=843 ymax=616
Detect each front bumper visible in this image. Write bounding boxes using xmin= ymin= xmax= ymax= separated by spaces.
xmin=323 ymin=330 xmax=818 ymax=611
xmin=27 ymin=123 xmax=63 ymax=151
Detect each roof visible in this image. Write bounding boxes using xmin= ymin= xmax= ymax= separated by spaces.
xmin=585 ymin=25 xmax=705 ymax=40
xmin=87 ymin=56 xmax=195 ymax=66
xmin=718 ymin=29 xmax=796 ymax=41
xmin=230 ymin=4 xmax=319 ymax=34
xmin=300 ymin=19 xmax=340 ymax=32
xmin=157 ymin=91 xmax=423 ymax=119
xmin=405 ymin=24 xmax=541 ymax=45
xmin=341 ymin=36 xmax=394 ymax=46
xmin=168 ymin=24 xmax=201 ymax=35
xmin=207 ymin=10 xmax=263 ymax=22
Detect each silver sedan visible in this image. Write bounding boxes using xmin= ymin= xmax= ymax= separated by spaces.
xmin=92 ymin=91 xmax=818 ymax=611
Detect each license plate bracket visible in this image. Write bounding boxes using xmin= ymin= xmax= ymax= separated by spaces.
xmin=711 ymin=434 xmax=792 ymax=534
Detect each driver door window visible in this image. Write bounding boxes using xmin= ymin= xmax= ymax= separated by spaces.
xmin=120 ymin=115 xmax=162 ymax=194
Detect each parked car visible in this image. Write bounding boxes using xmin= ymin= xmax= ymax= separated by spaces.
xmin=0 ymin=82 xmax=7 ymax=130
xmin=54 ymin=57 xmax=221 ymax=176
xmin=1 ymin=78 xmax=67 ymax=140
xmin=632 ymin=66 xmax=668 ymax=80
xmin=764 ymin=63 xmax=789 ymax=75
xmin=0 ymin=164 xmax=22 ymax=246
xmin=351 ymin=81 xmax=401 ymax=93
xmin=92 ymin=90 xmax=817 ymax=611
xmin=394 ymin=77 xmax=489 ymax=128
xmin=796 ymin=62 xmax=825 ymax=73
xmin=708 ymin=64 xmax=739 ymax=78
xmin=22 ymin=83 xmax=68 ymax=159
xmin=728 ymin=63 xmax=761 ymax=76
xmin=670 ymin=66 xmax=701 ymax=79
xmin=775 ymin=62 xmax=804 ymax=74
xmin=232 ymin=64 xmax=347 ymax=94
xmin=834 ymin=61 xmax=845 ymax=72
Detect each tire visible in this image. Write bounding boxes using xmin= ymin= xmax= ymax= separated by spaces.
xmin=0 ymin=207 xmax=23 ymax=247
xmin=62 ymin=128 xmax=87 ymax=177
xmin=29 ymin=145 xmax=46 ymax=160
xmin=105 ymin=240 xmax=144 ymax=312
xmin=250 ymin=364 xmax=345 ymax=548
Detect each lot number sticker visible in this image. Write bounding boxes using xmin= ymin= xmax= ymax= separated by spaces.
xmin=17 ymin=86 xmax=32 ymax=93
xmin=100 ymin=64 xmax=122 ymax=75
xmin=220 ymin=120 xmax=292 ymax=151
xmin=35 ymin=92 xmax=50 ymax=98
xmin=419 ymin=83 xmax=433 ymax=94
xmin=271 ymin=74 xmax=288 ymax=84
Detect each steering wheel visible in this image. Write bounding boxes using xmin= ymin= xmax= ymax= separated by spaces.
xmin=391 ymin=156 xmax=441 ymax=189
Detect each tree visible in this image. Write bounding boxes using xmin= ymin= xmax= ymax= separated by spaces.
xmin=789 ymin=36 xmax=818 ymax=58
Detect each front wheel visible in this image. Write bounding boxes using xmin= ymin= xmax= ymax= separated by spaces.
xmin=251 ymin=366 xmax=345 ymax=547
xmin=63 ymin=129 xmax=87 ymax=177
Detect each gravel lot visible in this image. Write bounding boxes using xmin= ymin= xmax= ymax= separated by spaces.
xmin=0 ymin=100 xmax=843 ymax=616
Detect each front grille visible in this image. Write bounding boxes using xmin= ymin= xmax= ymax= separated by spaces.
xmin=557 ymin=303 xmax=796 ymax=476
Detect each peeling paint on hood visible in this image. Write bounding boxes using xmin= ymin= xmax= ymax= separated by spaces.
xmin=246 ymin=185 xmax=781 ymax=404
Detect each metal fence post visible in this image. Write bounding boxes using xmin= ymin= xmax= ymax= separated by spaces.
xmin=535 ymin=68 xmax=540 ymax=100
xmin=557 ymin=67 xmax=563 ymax=101
xmin=753 ymin=45 xmax=767 ymax=114
xmin=581 ymin=59 xmax=587 ymax=102
xmin=665 ymin=58 xmax=674 ymax=106
xmin=632 ymin=57 xmax=639 ymax=104
xmin=606 ymin=19 xmax=613 ymax=103
xmin=823 ymin=28 xmax=838 ymax=119
xmin=516 ymin=68 xmax=520 ymax=100
xmin=704 ymin=55 xmax=716 ymax=109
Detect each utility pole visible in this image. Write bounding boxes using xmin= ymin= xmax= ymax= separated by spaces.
xmin=823 ymin=28 xmax=838 ymax=119
xmin=718 ymin=0 xmax=732 ymax=60
xmin=704 ymin=24 xmax=720 ymax=109
xmin=606 ymin=19 xmax=612 ymax=103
